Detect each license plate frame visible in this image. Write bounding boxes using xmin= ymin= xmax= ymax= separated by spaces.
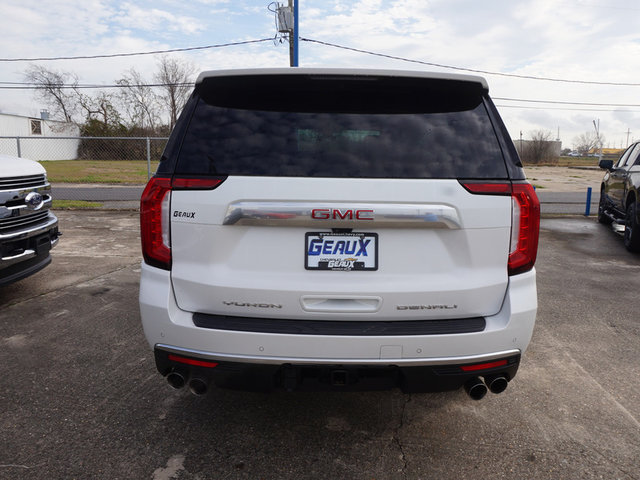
xmin=305 ymin=232 xmax=378 ymax=271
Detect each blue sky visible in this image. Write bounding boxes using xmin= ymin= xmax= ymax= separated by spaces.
xmin=1 ymin=0 xmax=640 ymax=148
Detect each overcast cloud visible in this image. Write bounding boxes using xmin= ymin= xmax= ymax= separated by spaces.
xmin=1 ymin=0 xmax=639 ymax=149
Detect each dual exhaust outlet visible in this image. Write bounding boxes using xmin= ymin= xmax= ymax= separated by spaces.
xmin=166 ymin=370 xmax=508 ymax=399
xmin=166 ymin=371 xmax=208 ymax=396
xmin=464 ymin=375 xmax=509 ymax=401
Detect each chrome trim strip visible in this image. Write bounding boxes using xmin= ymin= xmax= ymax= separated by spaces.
xmin=156 ymin=344 xmax=520 ymax=367
xmin=0 ymin=214 xmax=58 ymax=241
xmin=0 ymin=184 xmax=51 ymax=205
xmin=223 ymin=201 xmax=461 ymax=229
xmin=0 ymin=225 xmax=58 ymax=269
xmin=0 ymin=196 xmax=52 ymax=220
xmin=0 ymin=249 xmax=36 ymax=267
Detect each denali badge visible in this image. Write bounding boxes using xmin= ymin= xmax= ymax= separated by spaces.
xmin=397 ymin=304 xmax=458 ymax=310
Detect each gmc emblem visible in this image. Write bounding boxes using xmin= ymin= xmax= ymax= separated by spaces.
xmin=311 ymin=208 xmax=374 ymax=220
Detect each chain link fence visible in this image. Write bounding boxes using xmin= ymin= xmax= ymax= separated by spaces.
xmin=0 ymin=136 xmax=169 ymax=207
xmin=1 ymin=135 xmax=168 ymax=163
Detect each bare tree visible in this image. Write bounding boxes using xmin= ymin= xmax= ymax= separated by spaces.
xmin=76 ymin=90 xmax=121 ymax=128
xmin=24 ymin=65 xmax=79 ymax=122
xmin=116 ymin=68 xmax=161 ymax=132
xmin=520 ymin=130 xmax=558 ymax=164
xmin=573 ymin=131 xmax=604 ymax=155
xmin=154 ymin=56 xmax=196 ymax=129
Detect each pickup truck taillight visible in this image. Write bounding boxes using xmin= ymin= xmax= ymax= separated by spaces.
xmin=140 ymin=176 xmax=226 ymax=270
xmin=461 ymin=181 xmax=540 ymax=276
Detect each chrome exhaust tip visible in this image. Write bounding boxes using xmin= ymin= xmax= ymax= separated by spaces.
xmin=189 ymin=378 xmax=208 ymax=396
xmin=464 ymin=377 xmax=488 ymax=401
xmin=166 ymin=371 xmax=186 ymax=389
xmin=485 ymin=375 xmax=509 ymax=394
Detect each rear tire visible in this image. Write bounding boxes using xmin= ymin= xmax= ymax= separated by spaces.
xmin=624 ymin=202 xmax=640 ymax=252
xmin=597 ymin=192 xmax=613 ymax=225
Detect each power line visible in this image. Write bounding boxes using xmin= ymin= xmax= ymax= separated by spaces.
xmin=4 ymin=33 xmax=638 ymax=88
xmin=0 ymin=83 xmax=194 ymax=90
xmin=3 ymin=81 xmax=640 ymax=111
xmin=0 ymin=38 xmax=273 ymax=62
xmin=493 ymin=97 xmax=640 ymax=107
xmin=300 ymin=37 xmax=640 ymax=87
xmin=495 ymin=104 xmax=640 ymax=113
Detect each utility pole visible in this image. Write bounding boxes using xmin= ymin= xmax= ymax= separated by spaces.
xmin=626 ymin=128 xmax=632 ymax=147
xmin=593 ymin=119 xmax=602 ymax=161
xmin=286 ymin=0 xmax=299 ymax=67
xmin=519 ymin=130 xmax=523 ymax=155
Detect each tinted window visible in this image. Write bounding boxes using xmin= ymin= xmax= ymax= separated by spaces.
xmin=627 ymin=143 xmax=640 ymax=167
xmin=616 ymin=144 xmax=636 ymax=168
xmin=176 ymin=75 xmax=508 ymax=179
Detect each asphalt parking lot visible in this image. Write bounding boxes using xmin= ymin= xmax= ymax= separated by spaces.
xmin=1 ymin=210 xmax=639 ymax=480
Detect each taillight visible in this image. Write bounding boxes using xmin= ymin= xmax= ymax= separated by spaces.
xmin=508 ymin=183 xmax=540 ymax=276
xmin=459 ymin=182 xmax=512 ymax=195
xmin=140 ymin=176 xmax=226 ymax=270
xmin=172 ymin=177 xmax=224 ymax=190
xmin=140 ymin=177 xmax=172 ymax=270
xmin=460 ymin=181 xmax=540 ymax=276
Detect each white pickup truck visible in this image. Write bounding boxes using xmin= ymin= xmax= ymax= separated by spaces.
xmin=0 ymin=154 xmax=60 ymax=286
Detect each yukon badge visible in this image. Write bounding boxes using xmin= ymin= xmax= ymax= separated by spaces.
xmin=224 ymin=301 xmax=283 ymax=309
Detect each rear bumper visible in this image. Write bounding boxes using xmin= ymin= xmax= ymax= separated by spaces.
xmin=154 ymin=346 xmax=521 ymax=392
xmin=139 ymin=263 xmax=537 ymax=391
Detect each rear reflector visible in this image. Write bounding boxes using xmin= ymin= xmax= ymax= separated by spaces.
xmin=168 ymin=354 xmax=219 ymax=368
xmin=460 ymin=359 xmax=508 ymax=372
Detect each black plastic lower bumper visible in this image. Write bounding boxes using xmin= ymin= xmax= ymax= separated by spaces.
xmin=0 ymin=226 xmax=59 ymax=286
xmin=154 ymin=348 xmax=521 ymax=394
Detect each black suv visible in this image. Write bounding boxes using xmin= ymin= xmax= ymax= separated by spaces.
xmin=598 ymin=142 xmax=640 ymax=251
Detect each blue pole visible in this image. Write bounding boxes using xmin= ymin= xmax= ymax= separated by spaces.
xmin=585 ymin=187 xmax=592 ymax=216
xmin=293 ymin=0 xmax=299 ymax=66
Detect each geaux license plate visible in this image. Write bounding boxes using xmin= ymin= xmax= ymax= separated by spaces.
xmin=305 ymin=232 xmax=378 ymax=271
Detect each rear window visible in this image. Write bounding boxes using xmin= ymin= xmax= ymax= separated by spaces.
xmin=175 ymin=74 xmax=508 ymax=179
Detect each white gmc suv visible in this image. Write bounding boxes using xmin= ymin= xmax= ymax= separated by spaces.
xmin=139 ymin=68 xmax=539 ymax=400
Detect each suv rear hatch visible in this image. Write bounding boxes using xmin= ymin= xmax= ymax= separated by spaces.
xmin=148 ymin=70 xmax=534 ymax=322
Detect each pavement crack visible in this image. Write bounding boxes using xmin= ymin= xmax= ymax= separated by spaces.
xmin=0 ymin=463 xmax=46 ymax=469
xmin=392 ymin=394 xmax=410 ymax=478
xmin=0 ymin=263 xmax=138 ymax=309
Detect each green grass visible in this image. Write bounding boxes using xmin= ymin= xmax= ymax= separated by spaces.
xmin=40 ymin=160 xmax=158 ymax=184
xmin=53 ymin=200 xmax=104 ymax=209
xmin=523 ymin=156 xmax=603 ymax=167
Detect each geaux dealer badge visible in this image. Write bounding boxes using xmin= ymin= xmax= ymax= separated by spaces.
xmin=305 ymin=232 xmax=378 ymax=271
